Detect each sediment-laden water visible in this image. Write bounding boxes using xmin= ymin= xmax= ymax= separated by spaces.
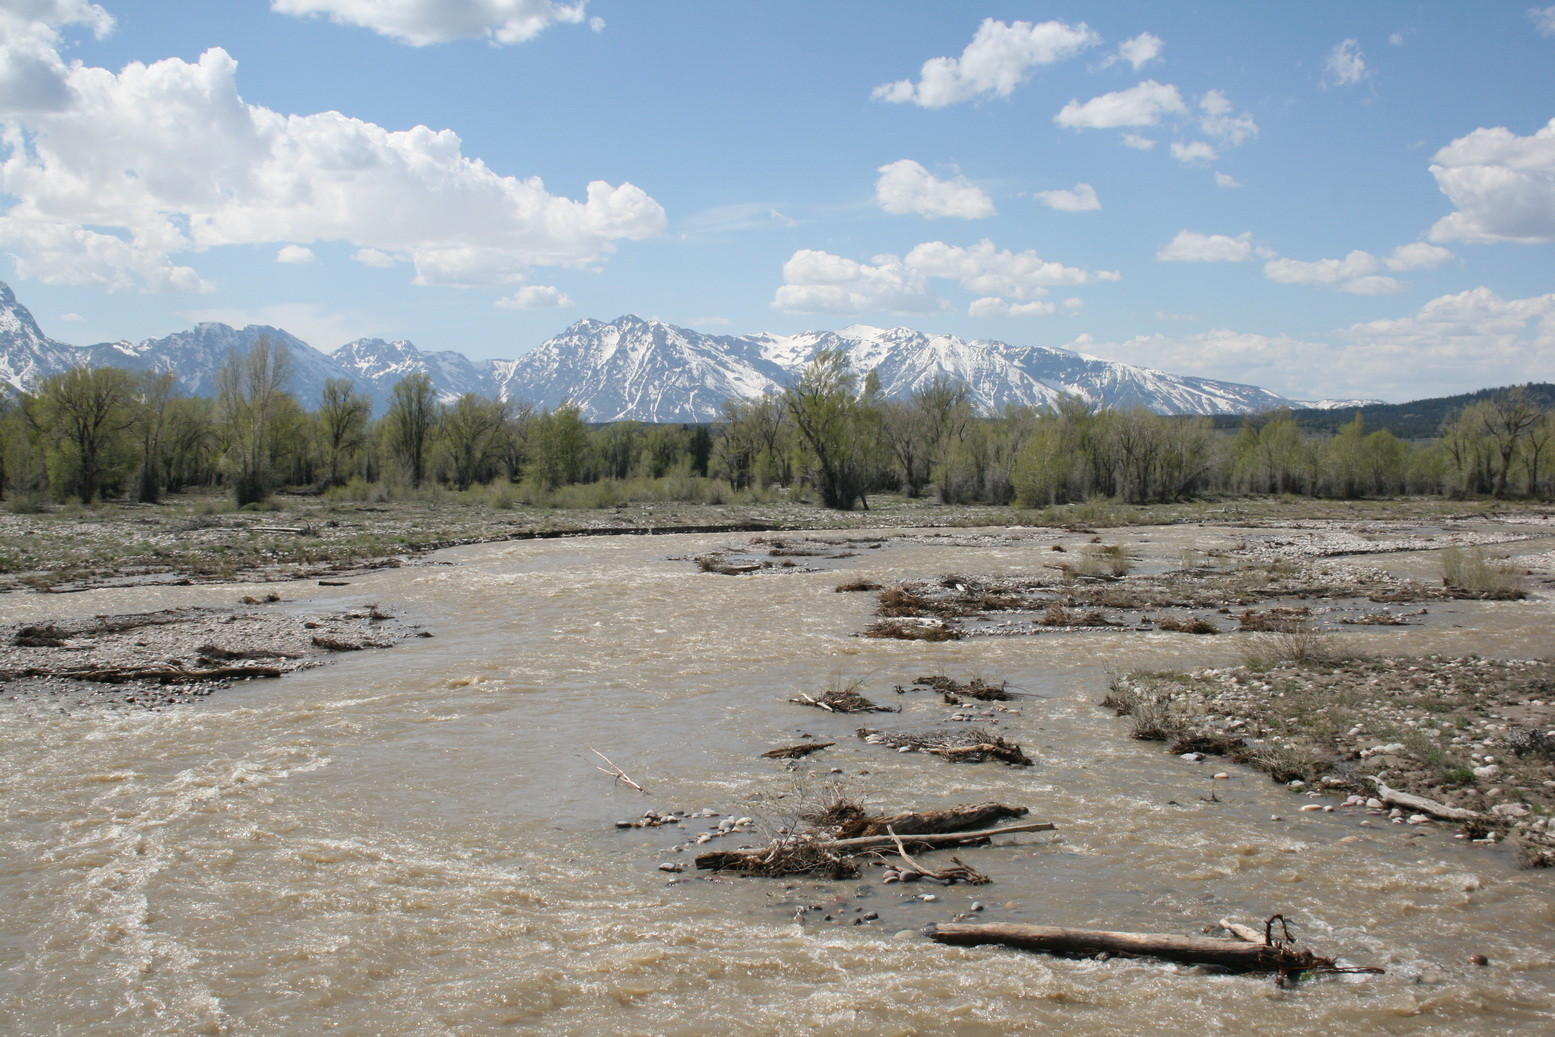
xmin=2 ymin=522 xmax=1553 ymax=1035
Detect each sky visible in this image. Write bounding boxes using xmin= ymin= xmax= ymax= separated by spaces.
xmin=0 ymin=1 xmax=1552 ymax=402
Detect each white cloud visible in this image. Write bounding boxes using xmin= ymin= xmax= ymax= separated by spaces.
xmin=1323 ymin=38 xmax=1368 ymax=87
xmin=1531 ymin=6 xmax=1555 ymax=36
xmin=968 ymin=297 xmax=1056 ymax=318
xmin=1428 ymin=117 xmax=1555 ymax=244
xmin=0 ymin=45 xmax=665 ymax=292
xmin=0 ymin=0 xmax=112 ymax=115
xmin=904 ymin=239 xmax=1120 ymax=299
xmin=495 ymin=284 xmax=572 ymax=309
xmin=1340 ymin=287 xmax=1555 ymax=382
xmin=1384 ymin=242 xmax=1453 ymax=270
xmin=875 ymin=159 xmax=995 ymax=219
xmin=1121 ymin=133 xmax=1156 ymax=150
xmin=774 ymin=239 xmax=1117 ymax=314
xmin=1198 ymin=89 xmax=1257 ymax=146
xmin=1032 ymin=182 xmax=1100 ymax=212
xmin=773 ymin=250 xmax=938 ymax=315
xmin=1214 ymin=172 xmax=1242 ymax=188
xmin=1116 ymin=32 xmax=1163 ymax=70
xmin=276 ymin=244 xmax=315 ymax=264
xmin=351 ymin=247 xmax=398 ymax=267
xmin=0 ymin=217 xmax=211 ymax=292
xmin=1170 ymin=140 xmax=1217 ymax=166
xmin=1074 ymin=289 xmax=1555 ymax=399
xmin=873 ymin=18 xmax=1099 ymax=108
xmin=1388 ymin=30 xmax=1409 ymax=46
xmin=271 ymin=0 xmax=589 ymax=47
xmin=59 ymin=310 xmax=83 ymax=321
xmin=1156 ymin=230 xmax=1255 ymax=262
xmin=1055 ymin=80 xmax=1186 ymax=129
xmin=1263 ymin=250 xmax=1404 ymax=294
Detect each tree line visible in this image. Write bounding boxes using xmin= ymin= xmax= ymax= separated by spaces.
xmin=1 ymin=339 xmax=1550 ymax=511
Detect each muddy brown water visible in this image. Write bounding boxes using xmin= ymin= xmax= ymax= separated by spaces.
xmin=2 ymin=523 xmax=1554 ymax=1036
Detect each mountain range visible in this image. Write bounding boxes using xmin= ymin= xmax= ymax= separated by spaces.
xmin=0 ymin=279 xmax=1363 ymax=421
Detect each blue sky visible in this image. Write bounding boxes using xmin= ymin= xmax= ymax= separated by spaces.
xmin=1 ymin=1 xmax=1552 ymax=401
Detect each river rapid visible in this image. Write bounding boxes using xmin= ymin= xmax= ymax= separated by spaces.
xmin=2 ymin=522 xmax=1553 ymax=1036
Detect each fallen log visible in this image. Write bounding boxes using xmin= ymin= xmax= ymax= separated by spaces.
xmin=4 ymin=664 xmax=285 ymax=684
xmin=1217 ymin=918 xmax=1267 ymax=944
xmin=926 ymin=922 xmax=1338 ymax=974
xmin=695 ymin=820 xmax=1054 ymax=872
xmin=1366 ymin=777 xmax=1482 ymax=823
xmin=838 ymin=802 xmax=1028 ymax=839
xmin=760 ymin=741 xmax=835 ymax=759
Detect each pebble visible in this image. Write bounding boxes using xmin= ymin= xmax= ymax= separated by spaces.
xmin=1212 ymin=772 xmax=1230 ymax=780
xmin=658 ymin=862 xmax=682 ymax=873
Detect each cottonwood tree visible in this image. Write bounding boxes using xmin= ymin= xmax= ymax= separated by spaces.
xmin=784 ymin=350 xmax=881 ymax=511
xmin=30 ymin=365 xmax=139 ymax=502
xmin=317 ymin=378 xmax=371 ymax=488
xmin=130 ymin=371 xmax=176 ymax=503
xmin=440 ymin=393 xmax=508 ymax=490
xmin=217 ymin=337 xmax=293 ymax=506
xmin=385 ymin=373 xmax=438 ymax=488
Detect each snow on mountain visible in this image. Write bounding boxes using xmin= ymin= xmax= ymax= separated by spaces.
xmin=0 ymin=282 xmax=82 ymax=393
xmin=331 ymin=338 xmax=494 ymax=407
xmin=491 ymin=314 xmax=790 ymax=422
xmin=1291 ymin=397 xmax=1387 ymax=411
xmin=2 ymin=278 xmax=1301 ymax=421
xmin=75 ymin=323 xmax=339 ymax=404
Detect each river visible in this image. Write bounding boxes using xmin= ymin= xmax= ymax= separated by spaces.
xmin=2 ymin=523 xmax=1552 ymax=1035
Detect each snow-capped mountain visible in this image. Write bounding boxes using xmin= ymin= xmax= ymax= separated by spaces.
xmin=331 ymin=337 xmax=494 ymax=405
xmin=491 ymin=315 xmax=790 ymax=422
xmin=0 ymin=281 xmax=82 ymax=391
xmin=2 ymin=278 xmax=1301 ymax=420
xmin=77 ymin=323 xmax=333 ymax=403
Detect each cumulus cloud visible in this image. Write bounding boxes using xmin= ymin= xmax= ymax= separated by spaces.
xmin=1531 ymin=6 xmax=1555 ymax=36
xmin=270 ymin=0 xmax=590 ymax=47
xmin=495 ymin=284 xmax=573 ymax=309
xmin=873 ymin=18 xmax=1099 ymax=107
xmin=1428 ymin=118 xmax=1555 ymax=244
xmin=1198 ymin=89 xmax=1257 ymax=146
xmin=875 ymin=159 xmax=995 ymax=219
xmin=351 ymin=247 xmax=398 ymax=267
xmin=1263 ymin=250 xmax=1404 ymax=294
xmin=0 ymin=43 xmax=665 ymax=292
xmin=1121 ymin=133 xmax=1156 ymax=150
xmin=774 ymin=239 xmax=1117 ymax=315
xmin=1340 ymin=288 xmax=1555 ymax=382
xmin=904 ymin=239 xmax=1120 ymax=299
xmin=1054 ymin=80 xmax=1186 ymax=129
xmin=1384 ymin=242 xmax=1453 ymax=270
xmin=1170 ymin=140 xmax=1217 ymax=166
xmin=1116 ymin=32 xmax=1163 ymax=70
xmin=773 ymin=250 xmax=938 ymax=315
xmin=1032 ymin=182 xmax=1100 ymax=212
xmin=276 ymin=244 xmax=315 ymax=264
xmin=1156 ymin=230 xmax=1255 ymax=262
xmin=0 ymin=0 xmax=112 ymax=114
xmin=1215 ymin=172 xmax=1242 ymax=188
xmin=968 ymin=297 xmax=1056 ymax=318
xmin=1323 ymin=38 xmax=1368 ymax=86
xmin=1072 ymin=289 xmax=1555 ymax=399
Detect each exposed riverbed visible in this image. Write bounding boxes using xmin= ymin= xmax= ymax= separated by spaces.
xmin=2 ymin=518 xmax=1553 ymax=1035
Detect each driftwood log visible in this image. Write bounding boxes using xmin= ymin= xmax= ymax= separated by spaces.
xmin=838 ymin=802 xmax=1028 ymax=839
xmin=760 ymin=742 xmax=835 ymax=759
xmin=2 ymin=664 xmax=284 ymax=684
xmin=1367 ymin=777 xmax=1483 ymax=823
xmin=926 ymin=922 xmax=1339 ymax=974
xmin=695 ymin=820 xmax=1054 ymax=872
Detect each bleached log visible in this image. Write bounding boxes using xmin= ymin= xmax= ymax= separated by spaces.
xmin=1367 ymin=777 xmax=1482 ymax=823
xmin=927 ymin=922 xmax=1334 ymax=973
xmin=695 ymin=820 xmax=1054 ymax=871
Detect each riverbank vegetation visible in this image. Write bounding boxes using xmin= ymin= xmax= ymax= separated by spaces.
xmin=2 ymin=342 xmax=1552 ymax=514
